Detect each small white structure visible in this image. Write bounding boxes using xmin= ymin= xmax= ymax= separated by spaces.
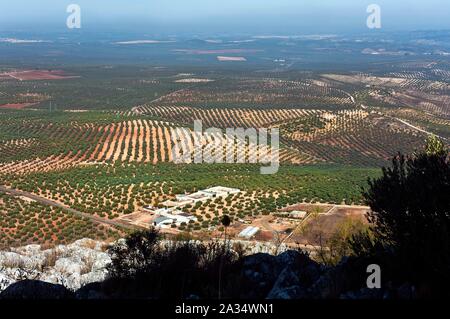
xmin=153 ymin=216 xmax=174 ymax=228
xmin=154 ymin=210 xmax=197 ymax=227
xmin=288 ymin=211 xmax=308 ymax=219
xmin=161 ymin=199 xmax=192 ymax=207
xmin=202 ymin=186 xmax=241 ymax=197
xmin=153 ymin=208 xmax=173 ymax=215
xmin=175 ymin=194 xmax=194 ymax=202
xmin=238 ymin=226 xmax=260 ymax=239
xmin=177 ymin=191 xmax=213 ymax=203
xmin=163 ymin=186 xmax=241 ymax=208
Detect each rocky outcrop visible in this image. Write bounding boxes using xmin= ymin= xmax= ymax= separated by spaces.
xmin=0 ymin=238 xmax=293 ymax=297
xmin=241 ymin=250 xmax=323 ymax=299
xmin=0 ymin=239 xmax=111 ymax=293
xmin=0 ymin=239 xmax=416 ymax=299
xmin=0 ymin=280 xmax=73 ymax=299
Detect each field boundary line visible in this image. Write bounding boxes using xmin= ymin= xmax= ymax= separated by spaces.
xmin=0 ymin=185 xmax=142 ymax=231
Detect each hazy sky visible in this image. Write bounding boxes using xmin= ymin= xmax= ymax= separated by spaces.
xmin=1 ymin=0 xmax=449 ymax=34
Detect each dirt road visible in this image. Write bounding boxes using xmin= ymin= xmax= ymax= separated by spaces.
xmin=0 ymin=185 xmax=142 ymax=231
xmin=394 ymin=117 xmax=448 ymax=141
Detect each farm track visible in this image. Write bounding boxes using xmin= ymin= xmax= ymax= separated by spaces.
xmin=0 ymin=185 xmax=142 ymax=231
xmin=132 ymin=85 xmax=198 ymax=115
xmin=392 ymin=116 xmax=449 ymax=141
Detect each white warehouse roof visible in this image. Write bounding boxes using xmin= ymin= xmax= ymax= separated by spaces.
xmin=238 ymin=226 xmax=260 ymax=239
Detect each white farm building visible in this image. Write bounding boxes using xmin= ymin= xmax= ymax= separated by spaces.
xmin=162 ymin=186 xmax=241 ymax=208
xmin=238 ymin=226 xmax=260 ymax=239
xmin=153 ymin=210 xmax=197 ymax=228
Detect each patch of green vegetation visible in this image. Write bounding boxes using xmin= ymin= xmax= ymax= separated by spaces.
xmin=281 ymin=115 xmax=327 ymax=134
xmin=0 ymin=66 xmax=186 ymax=110
xmin=1 ymin=163 xmax=379 ymax=222
xmin=0 ymin=191 xmax=121 ymax=249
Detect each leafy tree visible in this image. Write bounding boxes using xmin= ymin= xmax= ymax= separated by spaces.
xmin=221 ymin=215 xmax=231 ymax=228
xmin=105 ymin=228 xmax=243 ymax=298
xmin=359 ymin=137 xmax=450 ymax=296
xmin=218 ymin=214 xmax=232 ymax=299
xmin=107 ymin=229 xmax=159 ymax=278
xmin=424 ymin=134 xmax=447 ymax=157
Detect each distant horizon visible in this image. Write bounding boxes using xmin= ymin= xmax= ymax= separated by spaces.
xmin=2 ymin=28 xmax=450 ymax=40
xmin=1 ymin=0 xmax=450 ymax=35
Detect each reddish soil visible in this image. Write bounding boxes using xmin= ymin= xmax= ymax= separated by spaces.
xmin=174 ymin=49 xmax=262 ymax=55
xmin=289 ymin=208 xmax=369 ymax=246
xmin=0 ymin=70 xmax=79 ymax=81
xmin=0 ymin=103 xmax=37 ymax=110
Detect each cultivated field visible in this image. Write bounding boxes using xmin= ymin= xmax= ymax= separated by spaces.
xmin=0 ymin=58 xmax=449 ymax=247
xmin=0 ymin=191 xmax=121 ymax=249
xmin=0 ymin=163 xmax=379 ymax=237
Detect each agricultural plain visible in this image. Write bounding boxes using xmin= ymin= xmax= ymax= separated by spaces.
xmin=1 ymin=32 xmax=449 ymax=248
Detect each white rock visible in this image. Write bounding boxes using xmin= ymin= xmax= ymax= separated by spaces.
xmin=80 ymin=270 xmax=107 ymax=287
xmin=39 ymin=271 xmax=64 ymax=286
xmin=54 ymin=257 xmax=83 ymax=275
xmin=64 ymin=273 xmax=82 ymax=291
xmin=0 ymin=272 xmax=14 ymax=291
xmin=0 ymin=239 xmax=115 ymax=293
xmin=92 ymin=253 xmax=111 ymax=272
xmin=0 ymin=252 xmax=42 ymax=270
xmin=11 ymin=244 xmax=42 ymax=256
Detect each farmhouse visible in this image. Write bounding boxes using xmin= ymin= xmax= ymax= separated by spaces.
xmin=153 ymin=209 xmax=197 ymax=228
xmin=162 ymin=186 xmax=241 ymax=208
xmin=203 ymin=186 xmax=241 ymax=197
xmin=176 ymin=191 xmax=212 ymax=203
xmin=153 ymin=216 xmax=173 ymax=228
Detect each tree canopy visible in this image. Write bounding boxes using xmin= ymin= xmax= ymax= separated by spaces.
xmin=361 ymin=136 xmax=450 ymax=296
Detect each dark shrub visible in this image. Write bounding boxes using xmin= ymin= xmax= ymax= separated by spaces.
xmin=354 ymin=136 xmax=450 ymax=297
xmin=103 ymin=228 xmax=243 ymax=298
